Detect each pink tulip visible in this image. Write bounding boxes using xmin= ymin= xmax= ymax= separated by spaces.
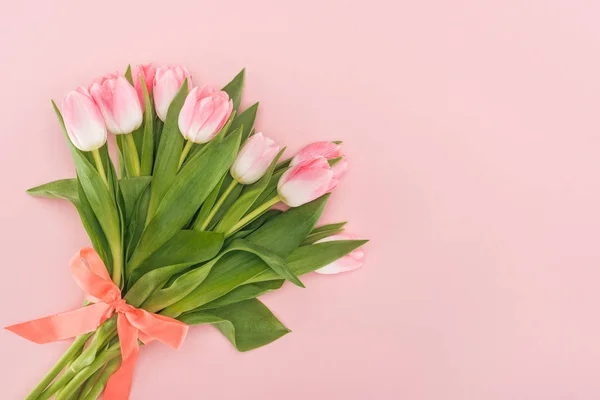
xmin=90 ymin=75 xmax=143 ymax=134
xmin=277 ymin=157 xmax=338 ymax=207
xmin=331 ymin=157 xmax=349 ymax=180
xmin=178 ymin=86 xmax=233 ymax=144
xmin=290 ymin=141 xmax=343 ymax=166
xmin=61 ymin=89 xmax=107 ymax=151
xmin=154 ymin=65 xmax=192 ymax=121
xmin=230 ymin=133 xmax=280 ymax=184
xmin=131 ymin=64 xmax=156 ymax=111
xmin=314 ymin=233 xmax=365 ymax=274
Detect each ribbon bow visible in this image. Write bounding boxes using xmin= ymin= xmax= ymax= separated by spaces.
xmin=6 ymin=248 xmax=189 ymax=400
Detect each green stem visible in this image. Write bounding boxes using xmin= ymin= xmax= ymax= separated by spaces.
xmin=124 ymin=133 xmax=141 ymax=177
xmin=76 ymin=366 xmax=104 ymax=400
xmin=91 ymin=149 xmax=109 ymax=188
xmin=55 ymin=344 xmax=121 ymax=400
xmin=37 ymin=321 xmax=117 ymax=400
xmin=178 ymin=140 xmax=194 ymax=170
xmin=24 ymin=334 xmax=92 ymax=400
xmin=225 ymin=195 xmax=280 ymax=237
xmin=197 ymin=180 xmax=238 ymax=231
xmin=79 ymin=358 xmax=121 ymax=400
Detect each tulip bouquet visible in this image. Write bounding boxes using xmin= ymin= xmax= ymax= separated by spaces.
xmin=7 ymin=64 xmax=366 ymax=400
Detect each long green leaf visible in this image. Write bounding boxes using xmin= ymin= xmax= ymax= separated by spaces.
xmin=142 ymin=237 xmax=287 ymax=312
xmin=119 ymin=177 xmax=151 ymax=224
xmin=128 ymin=230 xmax=224 ymax=285
xmin=302 ymin=222 xmax=347 ymax=245
xmin=139 ymin=75 xmax=154 ymax=175
xmin=194 ymin=280 xmax=283 ymax=311
xmin=146 ymin=79 xmax=189 ymax=221
xmin=228 ymin=102 xmax=258 ymax=143
xmin=26 ymin=178 xmax=78 ymax=204
xmin=161 ymin=194 xmax=329 ymax=317
xmin=248 ymin=240 xmax=368 ymax=283
xmin=222 ymin=69 xmax=245 ymax=112
xmin=128 ymin=127 xmax=242 ymax=272
xmin=76 ymin=179 xmax=111 ymax=268
xmin=180 ymin=298 xmax=290 ymax=352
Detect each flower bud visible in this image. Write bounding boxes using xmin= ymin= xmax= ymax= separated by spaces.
xmin=61 ymin=89 xmax=107 ymax=151
xmin=230 ymin=133 xmax=280 ymax=184
xmin=131 ymin=63 xmax=156 ymax=111
xmin=178 ymin=86 xmax=233 ymax=144
xmin=90 ymin=75 xmax=143 ymax=134
xmin=290 ymin=141 xmax=343 ymax=166
xmin=154 ymin=65 xmax=192 ymax=121
xmin=277 ymin=157 xmax=337 ymax=207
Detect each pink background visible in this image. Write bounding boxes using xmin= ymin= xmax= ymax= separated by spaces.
xmin=2 ymin=0 xmax=600 ymax=399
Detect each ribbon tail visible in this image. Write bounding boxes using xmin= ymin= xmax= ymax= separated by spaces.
xmin=104 ymin=314 xmax=140 ymax=400
xmin=5 ymin=302 xmax=113 ymax=344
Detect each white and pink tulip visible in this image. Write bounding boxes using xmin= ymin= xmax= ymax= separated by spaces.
xmin=178 ymin=86 xmax=233 ymax=144
xmin=131 ymin=63 xmax=157 ymax=111
xmin=61 ymin=89 xmax=107 ymax=152
xmin=154 ymin=65 xmax=192 ymax=121
xmin=90 ymin=75 xmax=143 ymax=135
xmin=277 ymin=157 xmax=338 ymax=207
xmin=230 ymin=133 xmax=280 ymax=184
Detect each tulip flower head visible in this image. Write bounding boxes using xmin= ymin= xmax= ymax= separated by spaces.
xmin=314 ymin=233 xmax=365 ymax=274
xmin=178 ymin=86 xmax=233 ymax=144
xmin=90 ymin=75 xmax=143 ymax=135
xmin=277 ymin=157 xmax=338 ymax=207
xmin=131 ymin=63 xmax=156 ymax=111
xmin=61 ymin=89 xmax=107 ymax=152
xmin=230 ymin=133 xmax=280 ymax=184
xmin=290 ymin=141 xmax=343 ymax=166
xmin=154 ymin=65 xmax=192 ymax=121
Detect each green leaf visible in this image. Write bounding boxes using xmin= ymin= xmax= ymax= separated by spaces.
xmin=124 ymin=65 xmax=133 ymax=85
xmin=206 ymin=175 xmax=243 ymax=230
xmin=228 ymin=102 xmax=258 ymax=143
xmin=116 ymin=135 xmax=127 ymax=178
xmin=128 ymin=230 xmax=224 ymax=285
xmin=119 ymin=177 xmax=151 ymax=224
xmin=224 ymin=209 xmax=282 ymax=243
xmin=126 ymin=263 xmax=192 ymax=308
xmin=194 ymin=280 xmax=283 ymax=311
xmin=139 ymin=75 xmax=155 ymax=176
xmin=128 ymin=127 xmax=242 ymax=272
xmin=248 ymin=239 xmax=368 ymax=283
xmin=179 ymin=298 xmax=290 ymax=352
xmin=249 ymin=168 xmax=285 ymax=213
xmin=146 ymin=79 xmax=189 ymax=222
xmin=191 ymin=173 xmax=226 ymax=231
xmin=125 ymin=185 xmax=150 ymax=261
xmin=26 ymin=178 xmax=78 ymax=204
xmin=142 ymin=236 xmax=287 ymax=311
xmin=161 ymin=195 xmax=329 ymax=317
xmin=215 ymin=148 xmax=285 ymax=234
xmin=302 ymin=221 xmax=347 ymax=245
xmin=76 ymin=179 xmax=111 ymax=269
xmin=222 ymin=69 xmax=245 ymax=112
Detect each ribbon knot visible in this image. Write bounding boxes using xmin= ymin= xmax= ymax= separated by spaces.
xmin=5 ymin=248 xmax=189 ymax=400
xmin=111 ymin=298 xmax=133 ymax=314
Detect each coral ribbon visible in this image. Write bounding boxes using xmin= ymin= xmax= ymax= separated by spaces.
xmin=5 ymin=247 xmax=189 ymax=400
